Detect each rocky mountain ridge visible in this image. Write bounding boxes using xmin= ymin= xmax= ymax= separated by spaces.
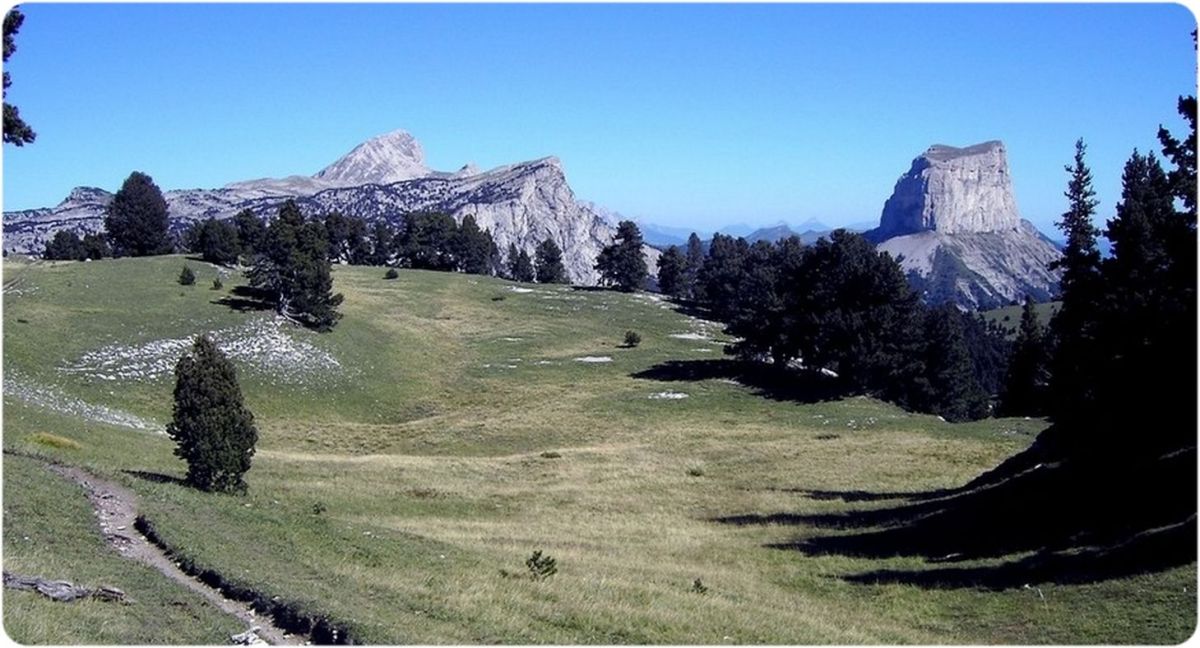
xmin=3 ymin=131 xmax=657 ymax=285
xmin=867 ymin=140 xmax=1062 ymax=309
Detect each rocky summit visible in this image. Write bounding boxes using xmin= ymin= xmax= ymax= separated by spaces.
xmin=2 ymin=131 xmax=657 ymax=285
xmin=866 ymin=140 xmax=1061 ymax=309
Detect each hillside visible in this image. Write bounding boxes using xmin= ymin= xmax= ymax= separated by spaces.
xmin=2 ymin=256 xmax=1193 ymax=644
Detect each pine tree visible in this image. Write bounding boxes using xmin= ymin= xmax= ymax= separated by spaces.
xmin=396 ymin=212 xmax=458 ymax=271
xmin=43 ymin=230 xmax=86 ymax=260
xmin=695 ymin=234 xmax=749 ymax=320
xmin=507 ymin=244 xmax=535 ymax=282
xmin=1047 ymin=140 xmax=1104 ymax=425
xmin=167 ymin=335 xmax=257 ymax=494
xmin=534 ymin=238 xmax=567 ymax=284
xmin=3 ymin=8 xmax=35 ymax=146
xmin=81 ymin=232 xmax=110 ymax=260
xmin=248 ymin=200 xmax=344 ymax=331
xmin=656 ymin=245 xmax=686 ymax=298
xmin=998 ymin=296 xmax=1048 ymax=417
xmin=594 ymin=220 xmax=648 ymax=292
xmin=178 ymin=265 xmax=196 ymax=286
xmin=684 ymin=232 xmax=705 ymax=299
xmin=368 ymin=220 xmax=394 ymax=266
xmin=912 ymin=304 xmax=989 ymax=422
xmin=104 ymin=171 xmax=172 ymax=257
xmin=196 ymin=218 xmax=240 ymax=266
xmin=233 ymin=209 xmax=266 ymax=260
xmin=457 ymin=215 xmax=495 ymax=275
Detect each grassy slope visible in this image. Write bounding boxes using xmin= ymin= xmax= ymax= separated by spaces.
xmin=981 ymin=301 xmax=1062 ymax=339
xmin=2 ymin=256 xmax=1193 ymax=644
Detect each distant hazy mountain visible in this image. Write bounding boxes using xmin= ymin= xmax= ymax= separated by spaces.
xmin=4 ymin=130 xmax=659 ymax=284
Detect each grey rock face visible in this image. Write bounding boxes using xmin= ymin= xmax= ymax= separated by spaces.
xmin=3 ymin=131 xmax=656 ymax=285
xmin=870 ymin=141 xmax=1061 ymax=308
xmin=876 ymin=140 xmax=1022 ymax=238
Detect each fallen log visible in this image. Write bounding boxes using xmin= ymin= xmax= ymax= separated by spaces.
xmin=3 ymin=570 xmax=131 ymax=604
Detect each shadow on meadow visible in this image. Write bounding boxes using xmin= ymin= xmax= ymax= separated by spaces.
xmin=714 ymin=427 xmax=1197 ymax=589
xmin=631 ymin=359 xmax=842 ymax=405
xmin=211 ymin=285 xmax=275 ymax=313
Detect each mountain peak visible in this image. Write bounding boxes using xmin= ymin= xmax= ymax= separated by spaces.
xmin=314 ymin=129 xmax=431 ymax=186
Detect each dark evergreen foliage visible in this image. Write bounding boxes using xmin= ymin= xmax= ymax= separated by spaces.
xmin=910 ymin=304 xmax=990 ymax=422
xmin=196 ymin=218 xmax=241 ymax=266
xmin=723 ymin=238 xmax=804 ymax=365
xmin=178 ymin=266 xmax=196 ymax=286
xmin=1047 ymin=140 xmax=1104 ymax=425
xmin=684 ymin=232 xmax=705 ymax=299
xmin=166 ymin=335 xmax=258 ymax=494
xmin=696 ymin=234 xmax=749 ymax=319
xmin=324 ymin=212 xmax=370 ymax=265
xmin=594 ymin=220 xmax=648 ymax=292
xmin=81 ymin=232 xmax=110 ymax=260
xmin=104 ymin=171 xmax=172 ymax=257
xmin=3 ymin=8 xmax=35 ymax=146
xmin=623 ymin=330 xmax=642 ymax=347
xmin=655 ymin=245 xmax=687 ymax=298
xmin=534 ymin=238 xmax=567 ymax=284
xmin=396 ymin=212 xmax=458 ymax=271
xmin=998 ymin=296 xmax=1048 ymax=417
xmin=43 ymin=231 xmax=86 ymax=260
xmin=457 ymin=216 xmax=496 ymax=276
xmin=247 ymin=200 xmax=344 ymax=331
xmin=507 ymin=244 xmax=535 ymax=283
xmin=384 ymin=267 xmax=399 ymax=280
xmin=368 ymin=220 xmax=395 ymax=267
xmin=233 ymin=210 xmax=267 ymax=260
xmin=790 ymin=230 xmax=923 ymax=400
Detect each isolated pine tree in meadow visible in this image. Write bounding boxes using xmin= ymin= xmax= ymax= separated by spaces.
xmin=167 ymin=335 xmax=258 ymax=494
xmin=998 ymin=296 xmax=1048 ymax=417
xmin=534 ymin=238 xmax=567 ymax=284
xmin=104 ymin=171 xmax=172 ymax=257
xmin=248 ymin=200 xmax=344 ymax=331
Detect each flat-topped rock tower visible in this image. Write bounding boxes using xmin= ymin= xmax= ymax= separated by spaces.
xmin=868 ymin=140 xmax=1061 ymax=309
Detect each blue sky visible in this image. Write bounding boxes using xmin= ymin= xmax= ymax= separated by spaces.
xmin=1 ymin=3 xmax=1195 ymax=235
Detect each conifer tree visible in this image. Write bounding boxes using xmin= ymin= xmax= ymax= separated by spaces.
xmin=534 ymin=238 xmax=567 ymax=284
xmin=655 ymin=245 xmax=686 ymax=297
xmin=997 ymin=296 xmax=1048 ymax=417
xmin=43 ymin=230 xmax=85 ymax=260
xmin=1047 ymin=140 xmax=1104 ymax=425
xmin=507 ymin=244 xmax=535 ymax=282
xmin=684 ymin=232 xmax=705 ymax=299
xmin=912 ymin=304 xmax=989 ymax=422
xmin=594 ymin=220 xmax=648 ymax=292
xmin=3 ymin=8 xmax=35 ymax=146
xmin=248 ymin=200 xmax=344 ymax=331
xmin=196 ymin=218 xmax=241 ymax=266
xmin=457 ymin=215 xmax=495 ymax=275
xmin=167 ymin=335 xmax=257 ymax=494
xmin=233 ymin=209 xmax=266 ymax=260
xmin=81 ymin=232 xmax=110 ymax=260
xmin=368 ymin=220 xmax=394 ymax=266
xmin=104 ymin=171 xmax=172 ymax=257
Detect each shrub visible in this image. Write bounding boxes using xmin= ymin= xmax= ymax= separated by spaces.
xmin=179 ymin=266 xmax=196 ymax=285
xmin=384 ymin=267 xmax=399 ymax=280
xmin=686 ymin=466 xmax=704 ymax=477
xmin=691 ymin=578 xmax=708 ymax=595
xmin=212 ymin=276 xmax=224 ymax=290
xmin=623 ymin=330 xmax=641 ymax=347
xmin=167 ymin=335 xmax=258 ymax=493
xmin=540 ymin=451 xmax=562 ymax=459
xmin=525 ymin=550 xmax=557 ymax=580
xmin=311 ymin=501 xmax=328 ymax=516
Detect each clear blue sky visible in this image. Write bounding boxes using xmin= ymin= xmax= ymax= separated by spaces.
xmin=1 ymin=3 xmax=1195 ymax=235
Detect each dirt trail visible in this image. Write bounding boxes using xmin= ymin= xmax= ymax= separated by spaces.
xmin=44 ymin=463 xmax=298 ymax=645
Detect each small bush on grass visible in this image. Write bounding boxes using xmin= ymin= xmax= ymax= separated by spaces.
xmin=526 ymin=550 xmax=557 ymax=580
xmin=212 ymin=276 xmax=224 ymax=290
xmin=623 ymin=330 xmax=641 ymax=347
xmin=384 ymin=267 xmax=399 ymax=280
xmin=691 ymin=578 xmax=708 ymax=595
xmin=178 ymin=266 xmax=196 ymax=286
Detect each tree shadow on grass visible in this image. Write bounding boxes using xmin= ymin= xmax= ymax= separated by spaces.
xmin=712 ymin=429 xmax=1197 ymax=589
xmin=631 ymin=359 xmax=842 ymax=405
xmin=122 ymin=469 xmax=188 ymax=488
xmin=211 ymin=285 xmax=274 ymax=313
